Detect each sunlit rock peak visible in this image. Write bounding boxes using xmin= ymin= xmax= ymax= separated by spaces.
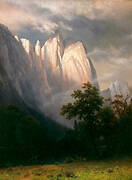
xmin=41 ymin=45 xmax=45 ymax=61
xmin=109 ymin=80 xmax=130 ymax=100
xmin=42 ymin=34 xmax=64 ymax=71
xmin=102 ymin=80 xmax=131 ymax=103
xmin=61 ymin=41 xmax=92 ymax=87
xmin=0 ymin=23 xmax=100 ymax=128
xmin=35 ymin=40 xmax=41 ymax=58
xmin=15 ymin=36 xmax=19 ymax=41
xmin=1 ymin=23 xmax=131 ymax=129
xmin=15 ymin=34 xmax=98 ymax=91
xmin=20 ymin=38 xmax=37 ymax=68
xmin=21 ymin=38 xmax=33 ymax=54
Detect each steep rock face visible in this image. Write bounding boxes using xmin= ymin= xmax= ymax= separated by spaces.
xmin=20 ymin=38 xmax=51 ymax=94
xmin=102 ymin=80 xmax=131 ymax=102
xmin=42 ymin=34 xmax=64 ymax=71
xmin=109 ymin=80 xmax=130 ymax=99
xmin=20 ymin=38 xmax=35 ymax=68
xmin=14 ymin=35 xmax=19 ymax=41
xmin=35 ymin=40 xmax=43 ymax=67
xmin=19 ymin=34 xmax=98 ymax=93
xmin=0 ymin=23 xmax=99 ymax=127
xmin=89 ymin=58 xmax=99 ymax=89
xmin=0 ymin=24 xmax=50 ymax=112
xmin=19 ymin=35 xmax=99 ymax=126
xmin=61 ymin=41 xmax=98 ymax=89
xmin=41 ymin=34 xmax=64 ymax=92
xmin=35 ymin=40 xmax=41 ymax=58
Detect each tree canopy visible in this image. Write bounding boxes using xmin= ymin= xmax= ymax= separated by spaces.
xmin=61 ymin=82 xmax=132 ymax=158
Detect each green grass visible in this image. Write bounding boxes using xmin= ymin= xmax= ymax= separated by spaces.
xmin=0 ymin=158 xmax=132 ymax=180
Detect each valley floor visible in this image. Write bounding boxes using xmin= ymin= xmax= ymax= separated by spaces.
xmin=0 ymin=158 xmax=132 ymax=180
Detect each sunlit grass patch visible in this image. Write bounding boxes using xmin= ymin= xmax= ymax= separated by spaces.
xmin=0 ymin=159 xmax=132 ymax=180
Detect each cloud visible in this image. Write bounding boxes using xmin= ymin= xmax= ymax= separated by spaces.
xmin=1 ymin=0 xmax=132 ymax=33
xmin=0 ymin=1 xmax=31 ymax=31
xmin=90 ymin=47 xmax=132 ymax=90
xmin=0 ymin=0 xmax=132 ymax=89
xmin=1 ymin=0 xmax=132 ymax=35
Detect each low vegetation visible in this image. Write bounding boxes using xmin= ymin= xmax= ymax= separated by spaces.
xmin=0 ymin=159 xmax=132 ymax=180
xmin=60 ymin=83 xmax=132 ymax=158
xmin=0 ymin=82 xmax=132 ymax=180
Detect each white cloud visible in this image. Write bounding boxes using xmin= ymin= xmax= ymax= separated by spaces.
xmin=1 ymin=0 xmax=132 ymax=89
xmin=1 ymin=0 xmax=132 ymax=33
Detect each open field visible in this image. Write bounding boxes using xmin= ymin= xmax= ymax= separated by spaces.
xmin=0 ymin=159 xmax=132 ymax=180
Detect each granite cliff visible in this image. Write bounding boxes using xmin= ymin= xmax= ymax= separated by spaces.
xmin=0 ymin=23 xmax=131 ymax=127
xmin=102 ymin=80 xmax=131 ymax=103
xmin=0 ymin=24 xmax=99 ymax=126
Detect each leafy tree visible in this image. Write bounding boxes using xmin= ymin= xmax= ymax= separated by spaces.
xmin=110 ymin=96 xmax=132 ymax=154
xmin=61 ymin=82 xmax=104 ymax=157
xmin=109 ymin=94 xmax=129 ymax=119
xmin=97 ymin=106 xmax=116 ymax=156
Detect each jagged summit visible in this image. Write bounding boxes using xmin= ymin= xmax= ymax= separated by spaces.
xmin=55 ymin=33 xmax=63 ymax=43
xmin=0 ymin=23 xmax=130 ymax=128
xmin=15 ymin=34 xmax=98 ymax=89
xmin=61 ymin=40 xmax=99 ymax=89
xmin=42 ymin=33 xmax=64 ymax=71
xmin=0 ymin=24 xmax=50 ymax=112
xmin=44 ymin=33 xmax=63 ymax=47
xmin=35 ymin=40 xmax=41 ymax=47
xmin=51 ymin=32 xmax=63 ymax=42
xmin=15 ymin=36 xmax=19 ymax=41
xmin=20 ymin=38 xmax=33 ymax=54
xmin=62 ymin=41 xmax=88 ymax=65
xmin=109 ymin=80 xmax=130 ymax=99
xmin=102 ymin=80 xmax=131 ymax=102
xmin=0 ymin=24 xmax=100 ymax=126
xmin=35 ymin=40 xmax=41 ymax=57
xmin=64 ymin=41 xmax=84 ymax=52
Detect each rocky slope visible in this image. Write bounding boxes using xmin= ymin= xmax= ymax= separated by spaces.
xmin=102 ymin=80 xmax=131 ymax=102
xmin=0 ymin=23 xmax=98 ymax=127
xmin=0 ymin=24 xmax=50 ymax=112
xmin=0 ymin=23 xmax=131 ymax=128
xmin=21 ymin=34 xmax=99 ymax=92
xmin=62 ymin=42 xmax=92 ymax=89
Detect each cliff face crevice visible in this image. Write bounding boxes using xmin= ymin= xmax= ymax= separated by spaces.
xmin=62 ymin=41 xmax=92 ymax=89
xmin=0 ymin=24 xmax=51 ymax=112
xmin=19 ymin=34 xmax=98 ymax=92
xmin=0 ymin=24 xmax=99 ymax=127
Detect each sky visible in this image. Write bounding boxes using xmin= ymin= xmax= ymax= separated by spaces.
xmin=0 ymin=0 xmax=132 ymax=90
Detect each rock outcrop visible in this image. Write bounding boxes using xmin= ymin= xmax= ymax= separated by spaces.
xmin=62 ymin=41 xmax=99 ymax=89
xmin=20 ymin=33 xmax=98 ymax=93
xmin=1 ymin=23 xmax=131 ymax=128
xmin=42 ymin=34 xmax=63 ymax=71
xmin=0 ymin=24 xmax=50 ymax=113
xmin=41 ymin=34 xmax=64 ymax=92
xmin=102 ymin=80 xmax=131 ymax=102
xmin=110 ymin=80 xmax=130 ymax=99
xmin=0 ymin=23 xmax=99 ymax=127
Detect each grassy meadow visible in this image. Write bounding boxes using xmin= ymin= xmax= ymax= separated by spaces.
xmin=0 ymin=158 xmax=132 ymax=180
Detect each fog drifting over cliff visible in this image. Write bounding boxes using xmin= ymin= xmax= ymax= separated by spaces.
xmin=0 ymin=0 xmax=132 ymax=89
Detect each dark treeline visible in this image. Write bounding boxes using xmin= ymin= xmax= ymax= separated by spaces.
xmin=60 ymin=83 xmax=132 ymax=159
xmin=0 ymin=83 xmax=132 ymax=166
